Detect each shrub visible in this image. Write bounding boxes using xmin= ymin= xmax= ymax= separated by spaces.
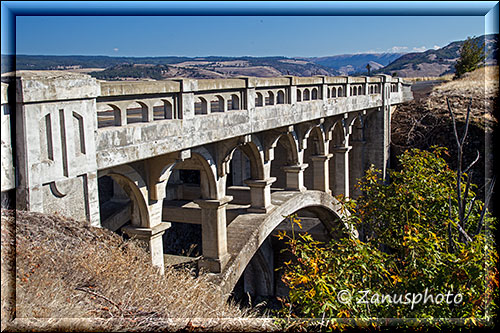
xmin=277 ymin=148 xmax=497 ymax=329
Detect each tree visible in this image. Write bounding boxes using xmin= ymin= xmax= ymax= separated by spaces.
xmin=276 ymin=102 xmax=498 ymax=329
xmin=454 ymin=36 xmax=486 ymax=79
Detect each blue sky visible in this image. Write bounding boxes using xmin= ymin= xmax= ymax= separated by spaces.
xmin=9 ymin=2 xmax=499 ymax=57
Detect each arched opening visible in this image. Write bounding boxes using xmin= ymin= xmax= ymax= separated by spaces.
xmin=161 ymin=152 xmax=218 ymax=259
xmin=332 ymin=87 xmax=337 ymax=98
xmin=255 ymin=92 xmax=263 ymax=107
xmin=303 ymin=127 xmax=324 ymax=190
xmin=153 ymin=100 xmax=174 ymax=120
xmin=311 ymin=88 xmax=318 ymax=100
xmin=195 ymin=97 xmax=208 ymax=115
xmin=210 ymin=95 xmax=225 ymax=113
xmin=270 ymin=134 xmax=298 ymax=190
xmin=276 ymin=90 xmax=285 ymax=104
xmin=296 ymin=89 xmax=302 ymax=102
xmin=230 ymin=203 xmax=347 ymax=307
xmin=358 ymin=86 xmax=363 ymax=95
xmin=126 ymin=101 xmax=148 ymax=124
xmin=338 ymin=86 xmax=343 ymax=97
xmin=97 ymin=104 xmax=120 ymax=128
xmin=265 ymin=91 xmax=274 ymax=106
xmin=328 ymin=122 xmax=346 ymax=196
xmin=228 ymin=94 xmax=240 ymax=111
xmin=303 ymin=89 xmax=310 ymax=101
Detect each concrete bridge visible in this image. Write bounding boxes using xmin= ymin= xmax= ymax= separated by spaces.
xmin=1 ymin=71 xmax=412 ymax=294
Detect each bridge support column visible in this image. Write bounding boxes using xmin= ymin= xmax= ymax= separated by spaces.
xmin=331 ymin=146 xmax=351 ymax=197
xmin=349 ymin=140 xmax=366 ymax=197
xmin=122 ymin=222 xmax=171 ymax=274
xmin=245 ymin=177 xmax=276 ymax=213
xmin=195 ymin=196 xmax=233 ymax=273
xmin=282 ymin=164 xmax=308 ymax=192
xmin=310 ymin=154 xmax=332 ymax=194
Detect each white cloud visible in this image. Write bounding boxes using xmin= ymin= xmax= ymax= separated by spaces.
xmin=433 ymin=45 xmax=441 ymax=50
xmin=113 ymin=48 xmax=119 ymax=52
xmin=412 ymin=46 xmax=427 ymax=52
xmin=388 ymin=46 xmax=409 ymax=53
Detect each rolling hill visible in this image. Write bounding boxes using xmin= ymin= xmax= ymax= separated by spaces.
xmin=377 ymin=34 xmax=498 ymax=77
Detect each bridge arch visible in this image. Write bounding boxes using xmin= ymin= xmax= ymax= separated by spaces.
xmin=103 ymin=164 xmax=150 ymax=228
xmin=218 ymin=190 xmax=355 ymax=295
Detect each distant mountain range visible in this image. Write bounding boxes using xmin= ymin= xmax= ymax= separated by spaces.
xmin=306 ymin=53 xmax=404 ymax=75
xmin=2 ymin=34 xmax=497 ymax=79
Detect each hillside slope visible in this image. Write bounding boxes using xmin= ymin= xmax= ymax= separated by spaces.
xmin=379 ymin=34 xmax=498 ymax=77
xmin=1 ymin=209 xmax=274 ymax=332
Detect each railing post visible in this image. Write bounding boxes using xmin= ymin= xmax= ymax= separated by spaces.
xmin=177 ymin=78 xmax=197 ymax=120
xmin=285 ymin=76 xmax=297 ymax=104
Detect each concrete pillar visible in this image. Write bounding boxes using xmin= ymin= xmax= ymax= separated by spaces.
xmin=282 ymin=164 xmax=308 ymax=192
xmin=244 ymin=177 xmax=276 ymax=213
xmin=310 ymin=154 xmax=332 ymax=194
xmin=176 ymin=79 xmax=197 ymax=120
xmin=331 ymin=146 xmax=351 ymax=197
xmin=122 ymin=222 xmax=171 ymax=273
xmin=195 ymin=196 xmax=233 ymax=273
xmin=349 ymin=140 xmax=366 ymax=197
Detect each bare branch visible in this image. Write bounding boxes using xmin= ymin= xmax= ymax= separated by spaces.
xmin=446 ymin=98 xmax=461 ymax=149
xmin=460 ymin=98 xmax=472 ymax=147
xmin=463 ymin=150 xmax=480 ymax=175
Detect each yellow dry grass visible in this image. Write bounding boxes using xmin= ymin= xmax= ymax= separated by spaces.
xmin=1 ymin=209 xmax=276 ymax=332
xmin=431 ymin=65 xmax=499 ymax=97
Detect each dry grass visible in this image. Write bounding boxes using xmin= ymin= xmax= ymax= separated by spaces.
xmin=404 ymin=74 xmax=454 ymax=83
xmin=432 ymin=65 xmax=499 ymax=97
xmin=1 ymin=209 xmax=276 ymax=332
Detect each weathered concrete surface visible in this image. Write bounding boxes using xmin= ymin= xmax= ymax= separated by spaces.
xmin=212 ymin=190 xmax=356 ymax=295
xmin=1 ymin=82 xmax=15 ymax=192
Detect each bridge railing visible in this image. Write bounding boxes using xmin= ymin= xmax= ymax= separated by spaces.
xmin=94 ymin=75 xmax=401 ymax=130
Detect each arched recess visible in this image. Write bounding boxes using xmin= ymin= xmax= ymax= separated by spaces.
xmin=338 ymin=86 xmax=343 ymax=97
xmin=332 ymin=87 xmax=337 ymax=98
xmin=100 ymin=164 xmax=151 ymax=228
xmin=270 ymin=132 xmax=300 ymax=189
xmin=297 ymin=89 xmax=302 ymax=102
xmin=303 ymin=126 xmax=326 ymax=190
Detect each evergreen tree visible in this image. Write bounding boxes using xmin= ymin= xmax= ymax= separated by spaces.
xmin=454 ymin=36 xmax=486 ymax=79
